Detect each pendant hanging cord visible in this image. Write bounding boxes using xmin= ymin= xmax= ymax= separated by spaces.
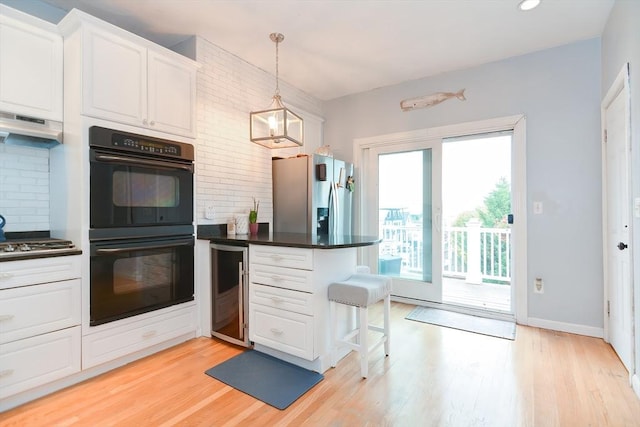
xmin=270 ymin=33 xmax=284 ymax=97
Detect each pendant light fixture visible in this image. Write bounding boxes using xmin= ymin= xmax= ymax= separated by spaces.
xmin=250 ymin=33 xmax=304 ymax=148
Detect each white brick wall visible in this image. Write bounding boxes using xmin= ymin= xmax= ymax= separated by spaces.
xmin=0 ymin=144 xmax=50 ymax=232
xmin=193 ymin=36 xmax=323 ymax=226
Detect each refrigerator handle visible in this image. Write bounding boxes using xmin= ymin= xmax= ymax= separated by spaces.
xmin=334 ymin=182 xmax=340 ymax=235
xmin=328 ymin=182 xmax=336 ymax=235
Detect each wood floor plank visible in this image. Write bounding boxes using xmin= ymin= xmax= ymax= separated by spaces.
xmin=1 ymin=302 xmax=639 ymax=426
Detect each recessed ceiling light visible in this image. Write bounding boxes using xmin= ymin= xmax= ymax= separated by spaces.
xmin=518 ymin=0 xmax=541 ymax=11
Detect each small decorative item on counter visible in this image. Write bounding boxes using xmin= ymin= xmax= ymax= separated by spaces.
xmin=227 ymin=218 xmax=236 ymax=236
xmin=249 ymin=197 xmax=259 ymax=235
xmin=236 ymin=214 xmax=249 ymax=235
xmin=250 ymin=197 xmax=259 ymax=224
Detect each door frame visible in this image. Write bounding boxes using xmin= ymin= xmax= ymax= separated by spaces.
xmin=354 ymin=115 xmax=528 ymax=323
xmin=601 ymin=63 xmax=634 ymax=374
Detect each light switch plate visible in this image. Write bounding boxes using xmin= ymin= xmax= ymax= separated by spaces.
xmin=533 ymin=201 xmax=543 ymax=215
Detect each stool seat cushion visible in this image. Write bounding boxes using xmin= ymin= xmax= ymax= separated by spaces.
xmin=328 ymin=273 xmax=392 ymax=307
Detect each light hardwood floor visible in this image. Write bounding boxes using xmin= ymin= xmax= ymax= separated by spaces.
xmin=2 ymin=302 xmax=640 ymax=426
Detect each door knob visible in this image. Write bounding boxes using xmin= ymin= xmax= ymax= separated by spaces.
xmin=618 ymin=242 xmax=628 ymax=250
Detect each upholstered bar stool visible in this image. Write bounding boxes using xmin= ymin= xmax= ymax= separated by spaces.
xmin=328 ymin=272 xmax=392 ymax=378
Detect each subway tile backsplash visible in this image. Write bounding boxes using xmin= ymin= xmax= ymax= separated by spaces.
xmin=0 ymin=144 xmax=50 ymax=232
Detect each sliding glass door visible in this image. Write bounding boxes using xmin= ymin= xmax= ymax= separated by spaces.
xmin=370 ymin=140 xmax=442 ymax=302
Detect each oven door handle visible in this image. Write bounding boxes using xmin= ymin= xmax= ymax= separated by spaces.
xmin=95 ymin=241 xmax=192 ymax=254
xmin=93 ymin=153 xmax=194 ymax=173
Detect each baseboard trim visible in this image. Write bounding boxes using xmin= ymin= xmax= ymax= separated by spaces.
xmin=527 ymin=317 xmax=603 ymax=338
xmin=632 ymin=374 xmax=640 ymax=400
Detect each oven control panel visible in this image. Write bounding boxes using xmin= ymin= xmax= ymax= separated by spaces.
xmin=89 ymin=126 xmax=194 ymax=161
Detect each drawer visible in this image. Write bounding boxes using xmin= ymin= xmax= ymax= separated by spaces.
xmin=249 ymin=303 xmax=313 ymax=360
xmin=0 ymin=279 xmax=81 ymax=344
xmin=0 ymin=256 xmax=81 ymax=290
xmin=250 ymin=263 xmax=313 ymax=293
xmin=83 ymin=305 xmax=196 ymax=369
xmin=0 ymin=326 xmax=81 ymax=399
xmin=250 ymin=283 xmax=314 ymax=316
xmin=250 ymin=245 xmax=313 ymax=270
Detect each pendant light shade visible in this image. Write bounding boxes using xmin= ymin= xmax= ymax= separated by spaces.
xmin=250 ymin=33 xmax=304 ymax=149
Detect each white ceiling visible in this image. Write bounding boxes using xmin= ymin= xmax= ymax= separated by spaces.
xmin=41 ymin=0 xmax=614 ymax=101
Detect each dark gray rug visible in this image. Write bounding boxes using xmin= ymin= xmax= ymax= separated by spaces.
xmin=205 ymin=350 xmax=323 ymax=410
xmin=406 ymin=306 xmax=516 ymax=340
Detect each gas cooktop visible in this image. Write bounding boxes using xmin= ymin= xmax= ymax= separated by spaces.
xmin=0 ymin=238 xmax=76 ymax=257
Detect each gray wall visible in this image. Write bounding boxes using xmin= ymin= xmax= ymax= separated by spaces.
xmin=602 ymin=0 xmax=640 ymax=381
xmin=324 ymin=39 xmax=604 ymax=329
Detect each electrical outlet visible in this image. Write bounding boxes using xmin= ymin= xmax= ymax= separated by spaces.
xmin=534 ymin=277 xmax=544 ymax=294
xmin=205 ymin=202 xmax=215 ymax=220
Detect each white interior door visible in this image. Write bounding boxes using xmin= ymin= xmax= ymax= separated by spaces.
xmin=602 ymin=63 xmax=633 ymax=373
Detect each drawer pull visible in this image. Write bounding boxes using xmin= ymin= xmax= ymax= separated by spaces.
xmin=0 ymin=314 xmax=14 ymax=322
xmin=270 ymin=275 xmax=284 ymax=281
xmin=0 ymin=273 xmax=14 ymax=280
xmin=270 ymin=296 xmax=284 ymax=303
xmin=142 ymin=330 xmax=157 ymax=339
xmin=0 ymin=369 xmax=14 ymax=378
xmin=270 ymin=328 xmax=283 ymax=335
xmin=269 ymin=254 xmax=283 ymax=261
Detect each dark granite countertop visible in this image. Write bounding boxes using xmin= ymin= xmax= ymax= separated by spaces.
xmin=197 ymin=225 xmax=380 ymax=249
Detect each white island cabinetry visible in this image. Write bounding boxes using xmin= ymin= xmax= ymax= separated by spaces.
xmin=0 ymin=256 xmax=81 ymax=404
xmin=248 ymin=244 xmax=356 ymax=373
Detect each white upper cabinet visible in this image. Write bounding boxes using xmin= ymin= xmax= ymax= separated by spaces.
xmin=82 ymin=27 xmax=147 ymax=126
xmin=0 ymin=5 xmax=63 ymax=121
xmin=59 ymin=9 xmax=197 ymax=138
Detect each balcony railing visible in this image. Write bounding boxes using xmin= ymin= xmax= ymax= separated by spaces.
xmin=379 ymin=219 xmax=511 ymax=284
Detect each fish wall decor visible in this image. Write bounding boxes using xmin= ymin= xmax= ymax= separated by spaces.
xmin=400 ymin=89 xmax=466 ymax=112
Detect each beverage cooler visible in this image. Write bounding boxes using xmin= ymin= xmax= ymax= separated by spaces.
xmin=210 ymin=243 xmax=250 ymax=347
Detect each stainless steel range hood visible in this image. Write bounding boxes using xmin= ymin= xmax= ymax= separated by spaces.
xmin=0 ymin=111 xmax=62 ymax=148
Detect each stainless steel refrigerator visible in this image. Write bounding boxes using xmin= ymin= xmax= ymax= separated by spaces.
xmin=272 ymin=155 xmax=353 ymax=235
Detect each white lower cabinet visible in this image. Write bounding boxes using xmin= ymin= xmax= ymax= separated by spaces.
xmin=250 ymin=303 xmax=313 ymax=360
xmin=82 ymin=305 xmax=196 ymax=369
xmin=0 ymin=326 xmax=81 ymax=399
xmin=0 ymin=256 xmax=82 ymax=400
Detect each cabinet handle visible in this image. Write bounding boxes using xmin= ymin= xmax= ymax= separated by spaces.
xmin=270 ymin=328 xmax=283 ymax=335
xmin=0 ymin=273 xmax=13 ymax=280
xmin=143 ymin=119 xmax=148 ymax=125
xmin=142 ymin=330 xmax=157 ymax=339
xmin=270 ymin=275 xmax=284 ymax=281
xmin=270 ymin=296 xmax=284 ymax=303
xmin=0 ymin=314 xmax=14 ymax=322
xmin=269 ymin=254 xmax=283 ymax=261
xmin=0 ymin=369 xmax=14 ymax=378
xmin=149 ymin=121 xmax=155 ymax=126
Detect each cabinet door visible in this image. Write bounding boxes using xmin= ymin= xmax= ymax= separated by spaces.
xmin=0 ymin=326 xmax=81 ymax=399
xmin=0 ymin=13 xmax=62 ymax=120
xmin=82 ymin=27 xmax=147 ymax=126
xmin=147 ymin=51 xmax=196 ymax=137
xmin=0 ymin=279 xmax=81 ymax=344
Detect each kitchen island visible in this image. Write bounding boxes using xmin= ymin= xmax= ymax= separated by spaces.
xmin=197 ymin=225 xmax=381 ymax=373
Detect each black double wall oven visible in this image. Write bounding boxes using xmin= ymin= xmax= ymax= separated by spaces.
xmin=89 ymin=126 xmax=195 ymax=326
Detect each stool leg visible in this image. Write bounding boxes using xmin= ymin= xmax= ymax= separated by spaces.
xmin=359 ymin=305 xmax=368 ymax=378
xmin=330 ymin=300 xmax=337 ymax=368
xmin=383 ymin=294 xmax=391 ymax=356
